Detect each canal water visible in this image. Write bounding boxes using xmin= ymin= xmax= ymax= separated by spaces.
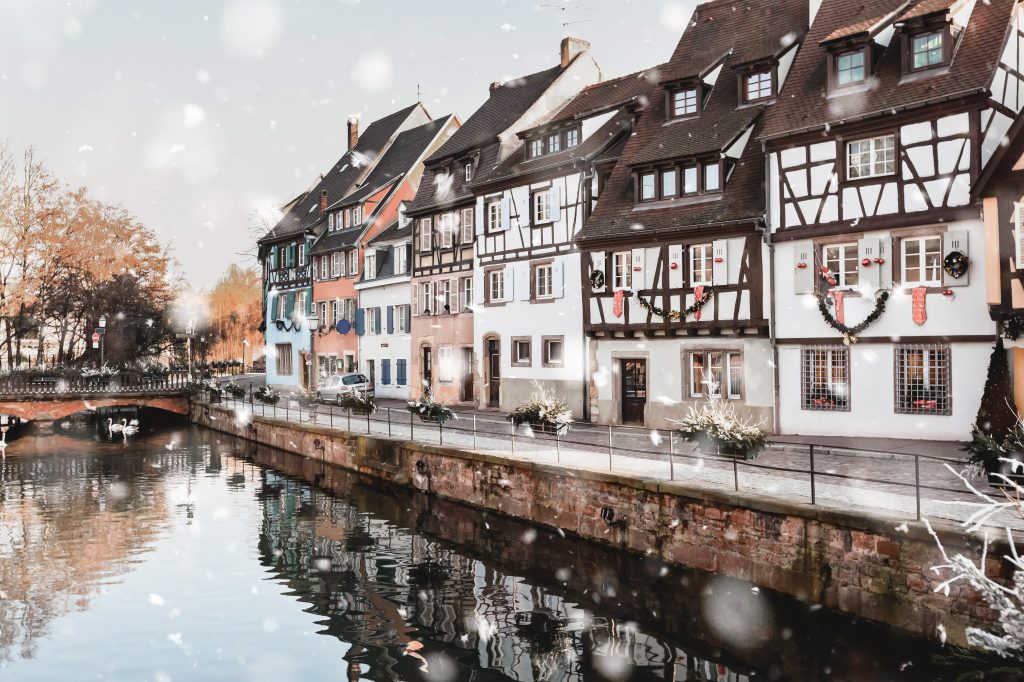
xmin=0 ymin=414 xmax=1010 ymax=681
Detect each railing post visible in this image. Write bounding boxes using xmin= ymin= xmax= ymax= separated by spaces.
xmin=387 ymin=407 xmax=392 ymax=437
xmin=347 ymin=408 xmax=351 ymax=432
xmin=809 ymin=444 xmax=817 ymax=506
xmin=914 ymin=454 xmax=921 ymax=521
xmin=511 ymin=421 xmax=516 ymax=454
xmin=410 ymin=410 xmax=414 ymax=441
xmin=668 ymin=430 xmax=674 ymax=481
xmin=732 ymin=453 xmax=739 ymax=492
xmin=439 ymin=418 xmax=443 ymax=446
xmin=555 ymin=431 xmax=560 ymax=463
xmin=607 ymin=425 xmax=613 ymax=471
xmin=330 ymin=404 xmax=334 ymax=429
xmin=472 ymin=414 xmax=477 ymax=451
xmin=366 ymin=408 xmax=371 ymax=434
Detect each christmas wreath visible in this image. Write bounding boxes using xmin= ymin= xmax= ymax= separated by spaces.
xmin=635 ymin=288 xmax=714 ymax=321
xmin=816 ymin=291 xmax=889 ymax=344
xmin=943 ymin=250 xmax=969 ymax=279
xmin=590 ymin=269 xmax=606 ymax=290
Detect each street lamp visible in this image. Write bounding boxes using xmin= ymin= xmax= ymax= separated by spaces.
xmin=242 ymin=339 xmax=249 ymax=374
xmin=307 ymin=312 xmax=318 ymax=391
xmin=98 ymin=314 xmax=107 ymax=367
xmin=200 ymin=335 xmax=207 ymax=369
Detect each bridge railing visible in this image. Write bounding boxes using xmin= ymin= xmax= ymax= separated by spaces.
xmin=0 ymin=370 xmax=192 ymax=395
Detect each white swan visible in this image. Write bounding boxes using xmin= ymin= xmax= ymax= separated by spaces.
xmin=60 ymin=421 xmax=72 ymax=430
xmin=129 ymin=419 xmax=139 ymax=427
xmin=108 ymin=418 xmax=124 ymax=434
xmin=122 ymin=419 xmax=139 ymax=436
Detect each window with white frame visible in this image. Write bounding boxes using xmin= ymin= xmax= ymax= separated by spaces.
xmin=488 ymin=269 xmax=505 ymax=302
xmin=348 ymin=250 xmax=358 ymax=276
xmin=683 ymin=165 xmax=698 ymax=194
xmin=690 ymin=244 xmax=713 ymax=286
xmin=534 ymin=262 xmax=553 ymax=299
xmin=547 ymin=133 xmax=560 ymax=154
xmin=420 ymin=282 xmax=433 ymax=315
xmin=533 ymin=190 xmax=552 ymax=224
xmin=801 ymin=346 xmax=850 ymax=411
xmin=438 ymin=346 xmax=454 ymax=382
xmin=318 ymin=302 xmax=328 ymax=328
xmin=367 ymin=308 xmax=379 ymax=334
xmin=612 ymin=251 xmax=632 ymax=290
xmin=901 ymin=236 xmax=942 ymax=286
xmin=418 ymin=218 xmax=432 ymax=252
xmin=847 ymin=135 xmax=895 ymax=179
xmin=895 ymin=344 xmax=950 ymax=415
xmin=512 ymin=338 xmax=531 ymax=366
xmin=672 ymin=87 xmax=698 ymax=117
xmin=364 ymin=251 xmax=376 ymax=279
xmin=529 ymin=139 xmax=543 ymax=158
xmin=311 ymin=257 xmax=318 ymax=280
xmin=688 ymin=350 xmax=742 ymax=399
xmin=639 ymin=172 xmax=656 ymax=201
xmin=911 ymin=31 xmax=944 ymax=70
xmin=394 ymin=244 xmax=407 ymax=274
xmin=462 ymin=276 xmax=473 ymax=311
xmin=542 ymin=337 xmax=564 ymax=367
xmin=744 ymin=70 xmax=773 ymax=101
xmin=440 ymin=279 xmax=453 ymax=313
xmin=486 ymin=200 xmax=502 ymax=232
xmin=331 ymin=252 xmax=341 ymax=277
xmin=352 ymin=205 xmax=362 ymax=225
xmin=397 ymin=304 xmax=410 ymax=333
xmin=703 ymin=162 xmax=721 ymax=192
xmin=460 ymin=207 xmax=474 ymax=244
xmin=565 ymin=128 xmax=579 ymax=148
xmin=298 ymin=244 xmax=306 ymax=266
xmin=823 ymin=242 xmax=859 ymax=288
xmin=296 ymin=291 xmax=307 ymax=318
xmin=321 ymin=255 xmax=330 ymax=280
xmin=328 ymin=213 xmax=335 ymax=231
xmin=331 ymin=300 xmax=341 ymax=326
xmin=465 ymin=163 xmax=473 ymax=181
xmin=439 ymin=213 xmax=455 ymax=248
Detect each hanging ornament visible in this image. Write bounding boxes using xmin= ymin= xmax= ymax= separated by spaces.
xmin=613 ymin=289 xmax=625 ymax=318
xmin=635 ymin=289 xmax=714 ymax=321
xmin=943 ymin=251 xmax=969 ymax=279
xmin=692 ymin=285 xmax=705 ymax=321
xmin=590 ymin=269 xmax=605 ymax=290
xmin=830 ymin=290 xmax=845 ymax=325
xmin=912 ymin=286 xmax=928 ymax=326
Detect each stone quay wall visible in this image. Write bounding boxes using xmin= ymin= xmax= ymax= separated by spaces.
xmin=190 ymin=402 xmax=1010 ymax=647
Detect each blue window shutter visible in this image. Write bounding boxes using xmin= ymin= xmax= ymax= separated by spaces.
xmin=270 ymin=294 xmax=278 ymax=320
xmin=270 ymin=246 xmax=278 ymax=269
xmin=386 ymin=306 xmax=394 ymax=334
xmin=382 ymin=359 xmax=391 ymax=385
xmin=306 ymin=289 xmax=313 ymax=316
xmin=355 ymin=308 xmax=365 ymax=336
xmin=397 ymin=359 xmax=407 ymax=386
xmin=285 ymin=292 xmax=295 ymax=317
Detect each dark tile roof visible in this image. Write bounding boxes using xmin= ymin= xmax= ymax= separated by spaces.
xmin=820 ymin=1 xmax=909 ymax=44
xmin=407 ymin=141 xmax=502 ymax=213
xmin=361 ymin=231 xmax=411 ymax=283
xmin=308 ymin=225 xmax=361 ymax=256
xmin=260 ymin=103 xmax=427 ymax=244
xmin=368 ymin=219 xmax=412 ymax=245
xmin=899 ymin=0 xmax=958 ymax=22
xmin=761 ymin=0 xmax=1013 ymax=140
xmin=546 ymin=69 xmax=660 ymax=125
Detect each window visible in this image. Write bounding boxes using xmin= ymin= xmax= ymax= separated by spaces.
xmin=365 ymin=251 xmax=376 ymax=280
xmin=419 ymin=282 xmax=433 ymax=315
xmin=535 ymin=263 xmax=553 ymax=299
xmin=418 ymin=218 xmax=433 ymax=252
xmin=901 ymin=236 xmax=942 ymax=286
xmin=533 ymin=190 xmax=552 ymax=224
xmin=801 ymin=346 xmax=850 ymax=411
xmin=672 ymin=87 xmax=698 ymax=117
xmin=542 ymin=336 xmax=564 ymax=367
xmin=328 ymin=213 xmax=335 ymax=231
xmin=911 ymin=31 xmax=943 ymax=70
xmin=311 ymin=257 xmax=318 ymax=280
xmin=321 ymin=256 xmax=330 ymax=280
xmin=465 ymin=163 xmax=473 ymax=181
xmin=462 ymin=276 xmax=473 ymax=311
xmin=639 ymin=172 xmax=656 ymax=201
xmin=461 ymin=207 xmax=474 ymax=244
xmin=690 ymin=243 xmax=713 ymax=286
xmin=438 ymin=346 xmax=454 ymax=382
xmin=397 ymin=304 xmax=410 ymax=333
xmin=847 ymin=135 xmax=895 ymax=179
xmin=744 ymin=69 xmax=773 ymax=101
xmin=368 ymin=307 xmax=380 ymax=334
xmin=683 ymin=166 xmax=698 ymax=195
xmin=297 ymin=291 xmax=307 ymax=318
xmin=488 ymin=269 xmax=505 ymax=302
xmin=703 ymin=162 xmax=720 ymax=192
xmin=823 ymin=243 xmax=859 ymax=288
xmin=895 ymin=344 xmax=950 ymax=414
xmin=298 ymin=244 xmax=306 ymax=266
xmin=661 ymin=169 xmax=677 ymax=198
xmin=512 ymin=338 xmax=531 ymax=366
xmin=565 ymin=128 xmax=579 ymax=148
xmin=439 ymin=213 xmax=455 ymax=248
xmin=275 ymin=343 xmax=293 ymax=376
xmin=331 ymin=300 xmax=341 ymax=326
xmin=529 ymin=139 xmax=543 ymax=158
xmin=548 ymin=134 xmax=560 ymax=154
xmin=352 ymin=205 xmax=362 ymax=225
xmin=836 ymin=50 xmax=865 ymax=86
xmin=318 ymin=301 xmax=327 ymax=327
xmin=486 ymin=200 xmax=503 ymax=232
xmin=612 ymin=251 xmax=632 ymax=290
xmin=331 ymin=252 xmax=341 ymax=277
xmin=440 ymin=279 xmax=453 ymax=313
xmin=688 ymin=350 xmax=743 ymax=398
xmin=394 ymin=244 xmax=407 ymax=274
xmin=348 ymin=250 xmax=358 ymax=276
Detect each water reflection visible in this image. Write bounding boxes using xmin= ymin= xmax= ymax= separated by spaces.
xmin=0 ymin=421 xmax=1005 ymax=681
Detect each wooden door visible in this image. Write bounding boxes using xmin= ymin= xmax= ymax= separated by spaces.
xmin=421 ymin=347 xmax=432 ymax=392
xmin=621 ymin=359 xmax=647 ymax=425
xmin=487 ymin=339 xmax=501 ymax=407
xmin=461 ymin=348 xmax=474 ymax=402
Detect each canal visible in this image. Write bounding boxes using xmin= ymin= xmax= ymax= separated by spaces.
xmin=0 ymin=413 xmax=1010 ymax=681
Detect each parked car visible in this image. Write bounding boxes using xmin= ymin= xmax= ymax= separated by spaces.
xmin=316 ymin=373 xmax=374 ymax=404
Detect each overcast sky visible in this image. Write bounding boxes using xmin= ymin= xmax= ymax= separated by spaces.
xmin=0 ymin=0 xmax=692 ymax=288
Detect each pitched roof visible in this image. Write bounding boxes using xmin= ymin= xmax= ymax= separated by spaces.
xmin=361 ymin=227 xmax=411 ymax=283
xmin=260 ymin=103 xmax=428 ymax=243
xmin=368 ymin=219 xmax=412 ymax=245
xmin=820 ymin=1 xmax=911 ymax=44
xmin=761 ymin=0 xmax=1013 ymax=140
xmin=308 ymin=225 xmax=361 ymax=255
xmin=546 ymin=68 xmax=659 ymax=125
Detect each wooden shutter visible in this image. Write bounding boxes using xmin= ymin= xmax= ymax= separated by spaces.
xmin=631 ymin=249 xmax=645 ymax=290
xmin=386 ymin=305 xmax=394 ymax=333
xmin=475 ymin=201 xmax=485 ymax=236
xmin=857 ymin=237 xmax=882 ymax=289
xmin=668 ymin=245 xmax=683 ymax=288
xmin=552 ymin=260 xmax=564 ymax=298
xmin=878 ymin=237 xmax=893 ymax=290
xmin=381 ymin=359 xmax=390 ymax=385
xmin=355 ymin=308 xmax=365 ymax=336
xmin=412 ymin=284 xmax=420 ymax=316
xmin=942 ymin=230 xmax=969 ymax=287
xmin=500 ymin=195 xmax=511 ymax=231
xmin=591 ymin=252 xmax=606 ymax=293
xmin=712 ymin=240 xmax=728 ymax=284
xmin=516 ymin=262 xmax=531 ymax=301
xmin=270 ymin=293 xmax=279 ymax=320
xmin=397 ymin=359 xmax=407 ymax=386
xmin=793 ymin=240 xmax=814 ymax=295
xmin=474 ymin=269 xmax=485 ymax=305
xmin=551 ymin=185 xmax=562 ymax=218
xmin=1015 ymin=202 xmax=1024 ymax=269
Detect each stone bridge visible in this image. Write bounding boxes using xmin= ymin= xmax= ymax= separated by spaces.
xmin=0 ymin=391 xmax=190 ymax=422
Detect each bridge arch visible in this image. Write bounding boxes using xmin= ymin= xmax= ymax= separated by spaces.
xmin=0 ymin=396 xmax=189 ymax=422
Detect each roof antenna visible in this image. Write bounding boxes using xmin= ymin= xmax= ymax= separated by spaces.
xmin=416 ymin=83 xmax=422 ymax=103
xmin=539 ymin=4 xmax=595 ymax=28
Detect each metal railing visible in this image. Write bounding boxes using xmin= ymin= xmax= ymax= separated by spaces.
xmin=206 ymin=389 xmax=999 ymax=526
xmin=0 ymin=370 xmax=192 ymax=395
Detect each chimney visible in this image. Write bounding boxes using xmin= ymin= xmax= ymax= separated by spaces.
xmin=347 ymin=116 xmax=359 ymax=150
xmin=560 ymin=36 xmax=590 ymax=68
xmin=489 ymin=80 xmax=503 ymax=92
xmin=320 ymin=190 xmax=328 ymax=213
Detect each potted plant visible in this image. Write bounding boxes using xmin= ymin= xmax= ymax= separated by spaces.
xmin=962 ymin=423 xmax=1024 ymax=486
xmin=339 ymin=390 xmax=377 ymax=415
xmin=254 ymin=385 xmax=281 ymax=405
xmin=407 ymin=389 xmax=456 ymax=424
xmin=673 ymin=395 xmax=770 ymax=459
xmin=507 ymin=383 xmax=574 ymax=436
xmin=224 ymin=381 xmax=246 ymax=399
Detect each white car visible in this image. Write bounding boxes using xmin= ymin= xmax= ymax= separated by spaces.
xmin=316 ymin=373 xmax=374 ymax=404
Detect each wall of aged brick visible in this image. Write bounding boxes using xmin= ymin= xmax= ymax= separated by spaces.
xmin=191 ymin=403 xmax=1009 ymax=647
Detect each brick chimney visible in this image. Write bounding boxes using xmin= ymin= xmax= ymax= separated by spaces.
xmin=320 ymin=190 xmax=328 ymax=213
xmin=560 ymin=36 xmax=590 ymax=68
xmin=347 ymin=116 xmax=359 ymax=150
xmin=489 ymin=80 xmax=503 ymax=92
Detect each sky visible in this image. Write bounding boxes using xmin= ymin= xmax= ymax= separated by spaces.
xmin=0 ymin=0 xmax=694 ymax=288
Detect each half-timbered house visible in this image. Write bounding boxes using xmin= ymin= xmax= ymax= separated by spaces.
xmin=468 ymin=71 xmax=650 ymax=416
xmin=405 ymin=38 xmax=600 ymax=403
xmin=761 ymin=0 xmax=1021 ymax=439
xmin=576 ymin=0 xmax=808 ymax=428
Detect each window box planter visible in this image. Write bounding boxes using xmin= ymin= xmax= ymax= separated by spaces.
xmin=507 ymin=385 xmax=574 ymax=438
xmin=407 ymin=392 xmax=456 ymax=425
xmin=515 ymin=420 xmax=569 ymax=437
xmin=673 ymin=398 xmax=769 ymax=461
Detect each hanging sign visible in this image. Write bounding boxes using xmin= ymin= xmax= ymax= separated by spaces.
xmin=336 ymin=319 xmax=352 ymax=335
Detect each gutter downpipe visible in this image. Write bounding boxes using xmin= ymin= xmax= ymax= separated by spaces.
xmin=763 ymin=144 xmax=781 ymax=436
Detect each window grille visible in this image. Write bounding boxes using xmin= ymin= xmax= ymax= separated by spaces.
xmin=895 ymin=344 xmax=950 ymax=415
xmin=801 ymin=346 xmax=850 ymax=411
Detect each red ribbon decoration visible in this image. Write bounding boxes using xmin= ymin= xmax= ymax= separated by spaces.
xmin=912 ymin=287 xmax=928 ymax=326
xmin=692 ymin=285 xmax=704 ymax=321
xmin=613 ymin=290 xmax=625 ymax=319
xmin=830 ymin=290 xmax=845 ymax=325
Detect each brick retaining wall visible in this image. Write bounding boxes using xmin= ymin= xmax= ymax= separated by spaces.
xmin=191 ymin=403 xmax=1011 ymax=647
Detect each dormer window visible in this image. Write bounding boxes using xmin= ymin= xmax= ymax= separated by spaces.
xmin=636 ymin=159 xmax=723 ymax=203
xmin=911 ymin=31 xmax=944 ymax=69
xmin=464 ymin=163 xmax=472 ymax=181
xmin=836 ymin=50 xmax=866 ymax=86
xmin=639 ymin=172 xmax=657 ymax=201
xmin=529 ymin=139 xmax=544 ymax=158
xmin=671 ymin=86 xmax=699 ymax=118
xmin=526 ymin=125 xmax=582 ymax=159
xmin=548 ymin=134 xmax=560 ymax=153
xmin=743 ymin=69 xmax=773 ymax=102
xmin=566 ymin=129 xmax=579 ymax=148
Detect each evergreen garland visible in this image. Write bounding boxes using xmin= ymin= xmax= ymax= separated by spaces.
xmin=816 ymin=291 xmax=889 ymax=344
xmin=635 ymin=288 xmax=714 ymax=321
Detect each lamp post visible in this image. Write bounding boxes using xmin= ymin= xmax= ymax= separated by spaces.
xmin=242 ymin=339 xmax=249 ymax=374
xmin=98 ymin=314 xmax=107 ymax=368
xmin=200 ymin=335 xmax=207 ymax=371
xmin=306 ymin=313 xmax=318 ymax=392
